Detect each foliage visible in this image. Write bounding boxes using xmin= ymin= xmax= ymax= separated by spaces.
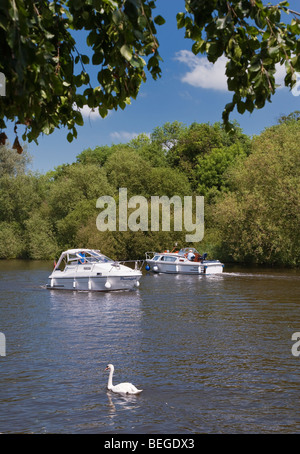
xmin=0 ymin=0 xmax=163 ymax=143
xmin=179 ymin=0 xmax=300 ymax=131
xmin=0 ymin=116 xmax=299 ymax=266
xmin=0 ymin=221 xmax=24 ymax=258
xmin=166 ymin=121 xmax=251 ymax=191
xmin=212 ymin=117 xmax=300 ymax=265
xmin=195 ymin=143 xmax=249 ymax=199
xmin=0 ymin=1 xmax=299 ymax=144
xmin=25 ymin=212 xmax=58 ymax=259
xmin=0 ymin=173 xmax=42 ymax=224
xmin=0 ymin=143 xmax=31 ymax=176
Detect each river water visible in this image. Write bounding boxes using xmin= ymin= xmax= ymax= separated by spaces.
xmin=0 ymin=260 xmax=299 ymax=434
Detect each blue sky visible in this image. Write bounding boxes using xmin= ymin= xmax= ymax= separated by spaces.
xmin=10 ymin=0 xmax=300 ymax=173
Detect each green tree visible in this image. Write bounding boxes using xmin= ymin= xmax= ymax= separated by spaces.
xmin=195 ymin=142 xmax=249 ymax=199
xmin=46 ymin=163 xmax=114 ymax=247
xmin=179 ymin=1 xmax=300 ymax=131
xmin=150 ymin=121 xmax=186 ymax=151
xmin=103 ymin=149 xmax=152 ymax=196
xmin=0 ymin=173 xmax=43 ymax=225
xmin=167 ymin=121 xmax=250 ymax=190
xmin=24 ymin=212 xmax=58 ymax=259
xmin=0 ymin=0 xmax=163 ymax=144
xmin=0 ymin=143 xmax=31 ymax=176
xmin=76 ymin=144 xmax=129 ymax=166
xmin=0 ymin=221 xmax=24 ymax=258
xmin=47 ymin=163 xmax=113 ymax=219
xmin=128 ymin=133 xmax=168 ymax=167
xmin=0 ymin=1 xmax=298 ymax=143
xmin=147 ymin=167 xmax=192 ymax=197
xmin=212 ymin=116 xmax=300 ymax=265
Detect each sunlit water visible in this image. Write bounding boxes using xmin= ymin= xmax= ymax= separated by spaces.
xmin=0 ymin=260 xmax=299 ymax=433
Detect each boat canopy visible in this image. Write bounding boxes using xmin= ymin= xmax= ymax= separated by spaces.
xmin=55 ymin=249 xmax=113 ymax=269
xmin=178 ymin=247 xmax=199 ymax=256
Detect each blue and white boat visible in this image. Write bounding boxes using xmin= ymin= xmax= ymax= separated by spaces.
xmin=47 ymin=249 xmax=142 ymax=291
xmin=145 ymin=247 xmax=224 ymax=275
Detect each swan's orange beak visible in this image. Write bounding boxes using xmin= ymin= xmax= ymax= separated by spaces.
xmin=105 ymin=366 xmax=109 ymax=371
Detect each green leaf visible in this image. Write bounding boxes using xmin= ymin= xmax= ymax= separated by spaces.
xmin=154 ymin=15 xmax=165 ymax=26
xmin=176 ymin=12 xmax=186 ymax=29
xmin=120 ymin=44 xmax=133 ymax=61
xmin=268 ymin=46 xmax=280 ymax=58
xmin=237 ymin=101 xmax=246 ymax=114
xmin=67 ymin=132 xmax=73 ymax=142
xmin=81 ymin=54 xmax=90 ymax=64
xmin=92 ymin=52 xmax=103 ymax=65
xmin=99 ymin=106 xmax=108 ymax=118
xmin=249 ymin=61 xmax=261 ymax=73
xmin=216 ymin=17 xmax=227 ymax=30
xmin=137 ymin=15 xmax=147 ymax=28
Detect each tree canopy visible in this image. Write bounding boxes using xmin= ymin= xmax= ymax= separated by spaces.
xmin=0 ymin=114 xmax=298 ymax=264
xmin=0 ymin=0 xmax=299 ymax=145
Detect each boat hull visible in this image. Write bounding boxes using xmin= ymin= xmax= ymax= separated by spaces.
xmin=47 ymin=263 xmax=142 ymax=292
xmin=146 ymin=260 xmax=223 ymax=275
xmin=47 ymin=274 xmax=141 ymax=291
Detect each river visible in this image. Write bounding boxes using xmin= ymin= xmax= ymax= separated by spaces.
xmin=0 ymin=260 xmax=299 ymax=433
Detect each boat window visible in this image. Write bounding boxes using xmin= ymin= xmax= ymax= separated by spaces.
xmin=164 ymin=256 xmax=177 ymax=262
xmin=67 ymin=251 xmax=114 ymax=264
xmin=153 ymin=255 xmax=160 ymax=261
xmin=178 ymin=247 xmax=199 ymax=256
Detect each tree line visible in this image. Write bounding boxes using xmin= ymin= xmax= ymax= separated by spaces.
xmin=0 ymin=112 xmax=299 ymax=266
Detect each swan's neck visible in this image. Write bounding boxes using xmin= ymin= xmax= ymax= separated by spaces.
xmin=107 ymin=369 xmax=114 ymax=389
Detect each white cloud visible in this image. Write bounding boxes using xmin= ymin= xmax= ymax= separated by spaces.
xmin=175 ymin=50 xmax=228 ymax=91
xmin=110 ymin=131 xmax=142 ymax=142
xmin=274 ymin=63 xmax=286 ymax=88
xmin=72 ymin=104 xmax=112 ymax=120
xmin=78 ymin=105 xmax=100 ymax=119
xmin=176 ymin=50 xmax=288 ymax=92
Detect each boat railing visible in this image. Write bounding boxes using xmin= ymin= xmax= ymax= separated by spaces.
xmin=113 ymin=260 xmax=145 ymax=271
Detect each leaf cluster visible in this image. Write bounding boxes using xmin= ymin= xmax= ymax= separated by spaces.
xmin=178 ymin=0 xmax=300 ymax=131
xmin=0 ymin=0 xmax=163 ymax=143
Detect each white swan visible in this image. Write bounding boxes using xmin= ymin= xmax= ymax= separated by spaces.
xmin=105 ymin=364 xmax=143 ymax=395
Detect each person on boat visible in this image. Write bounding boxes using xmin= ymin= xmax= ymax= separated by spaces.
xmin=78 ymin=251 xmax=86 ymax=264
xmin=187 ymin=249 xmax=195 ymax=261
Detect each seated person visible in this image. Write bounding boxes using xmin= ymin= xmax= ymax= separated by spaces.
xmin=78 ymin=251 xmax=86 ymax=264
xmin=187 ymin=249 xmax=195 ymax=261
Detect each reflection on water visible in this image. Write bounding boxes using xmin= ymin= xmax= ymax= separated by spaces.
xmin=0 ymin=260 xmax=300 ymax=433
xmin=106 ymin=391 xmax=142 ymax=417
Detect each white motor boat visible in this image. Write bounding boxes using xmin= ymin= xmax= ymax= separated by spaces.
xmin=145 ymin=247 xmax=224 ymax=275
xmin=47 ymin=249 xmax=142 ymax=291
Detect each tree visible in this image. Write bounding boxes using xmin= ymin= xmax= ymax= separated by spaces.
xmin=178 ymin=0 xmax=300 ymax=131
xmin=0 ymin=0 xmax=163 ymax=144
xmin=0 ymin=143 xmax=31 ymax=176
xmin=150 ymin=121 xmax=186 ymax=151
xmin=0 ymin=1 xmax=299 ymax=145
xmin=167 ymin=121 xmax=250 ymax=190
xmin=195 ymin=142 xmax=249 ymax=199
xmin=212 ymin=116 xmax=300 ymax=265
xmin=76 ymin=144 xmax=126 ymax=166
xmin=0 ymin=221 xmax=24 ymax=258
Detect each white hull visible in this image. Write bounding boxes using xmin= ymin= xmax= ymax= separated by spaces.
xmin=146 ymin=260 xmax=223 ymax=275
xmin=47 ymin=274 xmax=141 ymax=291
xmin=145 ymin=248 xmax=224 ymax=275
xmin=47 ymin=249 xmax=142 ymax=292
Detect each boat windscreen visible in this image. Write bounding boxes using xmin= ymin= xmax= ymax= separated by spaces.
xmin=89 ymin=252 xmax=113 ymax=263
xmin=178 ymin=247 xmax=199 ymax=255
xmin=67 ymin=251 xmax=114 ymax=264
